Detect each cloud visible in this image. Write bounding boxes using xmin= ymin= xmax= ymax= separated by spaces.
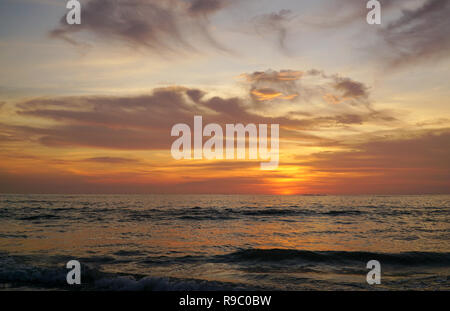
xmin=299 ymin=129 xmax=450 ymax=194
xmin=0 ymin=70 xmax=446 ymax=194
xmin=240 ymin=69 xmax=375 ymax=118
xmin=0 ymin=167 xmax=284 ymax=194
xmin=252 ymin=9 xmax=294 ymax=52
xmin=284 ymin=0 xmax=449 ymax=69
xmin=188 ymin=0 xmax=231 ymax=15
xmin=241 ymin=69 xmax=302 ymax=103
xmin=242 ymin=69 xmax=303 ymax=83
xmin=81 ymin=156 xmax=140 ymax=164
xmin=333 ymin=77 xmax=369 ymax=99
xmin=2 ymin=127 xmax=448 ymax=194
xmin=2 ymin=69 xmax=398 ymax=152
xmin=50 ymin=0 xmax=233 ymax=54
xmin=379 ymin=0 xmax=450 ymax=67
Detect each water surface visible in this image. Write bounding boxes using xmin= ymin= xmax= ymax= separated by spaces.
xmin=0 ymin=194 xmax=449 ymax=290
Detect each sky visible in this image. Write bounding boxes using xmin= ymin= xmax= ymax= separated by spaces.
xmin=0 ymin=0 xmax=449 ymax=194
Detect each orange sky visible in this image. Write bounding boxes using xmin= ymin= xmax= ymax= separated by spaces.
xmin=0 ymin=0 xmax=449 ymax=194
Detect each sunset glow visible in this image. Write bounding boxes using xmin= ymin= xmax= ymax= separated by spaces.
xmin=0 ymin=0 xmax=449 ymax=195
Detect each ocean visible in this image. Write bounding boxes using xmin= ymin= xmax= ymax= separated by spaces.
xmin=0 ymin=194 xmax=449 ymax=290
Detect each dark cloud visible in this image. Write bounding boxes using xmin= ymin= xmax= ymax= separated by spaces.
xmin=3 ymin=69 xmax=398 ymax=151
xmin=299 ymin=129 xmax=450 ymax=194
xmin=188 ymin=0 xmax=231 ymax=15
xmin=14 ymin=123 xmax=170 ymax=150
xmin=50 ymin=0 xmax=233 ymax=53
xmin=380 ymin=0 xmax=450 ymax=67
xmin=333 ymin=77 xmax=369 ymax=99
xmin=243 ymin=69 xmax=303 ymax=83
xmin=288 ymin=110 xmax=397 ymax=130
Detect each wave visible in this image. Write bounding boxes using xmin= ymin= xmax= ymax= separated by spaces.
xmin=217 ymin=249 xmax=450 ymax=266
xmin=323 ymin=210 xmax=363 ymax=216
xmin=1 ymin=249 xmax=449 ymax=291
xmin=130 ymin=208 xmax=365 ymax=221
xmin=2 ymin=201 xmax=375 ymax=222
xmin=136 ymin=248 xmax=450 ymax=267
xmin=0 ymin=262 xmax=255 ymax=291
xmin=4 ymin=199 xmax=448 ymax=224
xmin=19 ymin=214 xmax=61 ymax=221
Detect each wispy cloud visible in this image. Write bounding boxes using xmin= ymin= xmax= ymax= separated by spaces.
xmin=252 ymin=9 xmax=294 ymax=52
xmin=380 ymin=0 xmax=450 ymax=67
xmin=50 ymin=0 xmax=234 ymax=54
